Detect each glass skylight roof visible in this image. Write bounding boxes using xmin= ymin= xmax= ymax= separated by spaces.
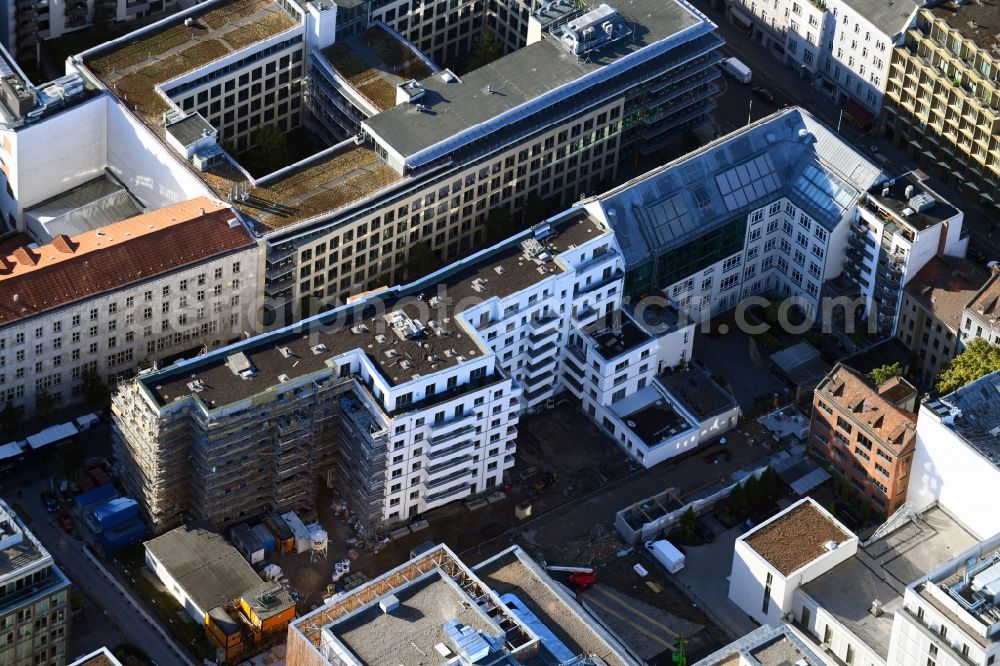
xmin=714 ymin=155 xmax=780 ymax=212
xmin=793 ymin=164 xmax=857 ymax=219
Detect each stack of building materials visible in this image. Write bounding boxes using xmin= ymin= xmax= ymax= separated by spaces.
xmin=231 ymin=523 xmax=265 ymax=565
xmin=281 ymin=512 xmax=311 ymax=554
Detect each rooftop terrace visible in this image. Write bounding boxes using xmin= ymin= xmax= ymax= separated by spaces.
xmin=200 ymin=144 xmax=401 ymax=231
xmin=929 ymin=3 xmax=1000 ymax=55
xmin=322 ymin=25 xmax=434 ymax=112
xmin=863 ymin=172 xmax=958 ymax=233
xmin=615 ymin=387 xmax=693 ymax=446
xmin=802 ymin=506 xmax=976 ymax=658
xmin=145 ymin=210 xmax=605 ymax=409
xmin=743 ymin=500 xmax=851 ymax=576
xmin=658 ymin=367 xmax=738 ymax=420
xmin=85 ymin=0 xmax=297 ymax=124
xmin=583 ymin=315 xmax=651 ymax=360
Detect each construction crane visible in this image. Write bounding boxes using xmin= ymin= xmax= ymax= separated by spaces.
xmin=544 ymin=564 xmax=596 ymax=589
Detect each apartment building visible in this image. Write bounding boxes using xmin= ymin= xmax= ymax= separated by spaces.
xmin=112 ymin=207 xmax=696 ymax=531
xmin=961 ymin=267 xmax=1000 ymax=348
xmin=0 ymin=498 xmax=72 ymax=666
xmin=882 ymin=4 xmax=1000 ymax=203
xmin=0 ymin=0 xmax=185 ymax=65
xmin=582 ymin=107 xmax=884 ymax=323
xmin=286 ymin=543 xmax=639 ymax=666
xmin=896 ymin=255 xmax=988 ymax=385
xmin=846 ymin=171 xmax=967 ymax=337
xmin=810 ymin=363 xmax=917 ymax=515
xmin=908 ymin=369 xmax=1000 ymax=540
xmin=725 ymin=0 xmax=919 ymax=116
xmin=22 ymin=0 xmax=724 ymax=325
xmin=0 ymin=197 xmax=260 ymax=419
xmin=726 ymin=497 xmax=989 ymax=666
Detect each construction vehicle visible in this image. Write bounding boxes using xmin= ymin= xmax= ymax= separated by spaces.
xmin=545 ymin=564 xmax=596 ymax=590
xmin=532 ymin=471 xmax=560 ymax=496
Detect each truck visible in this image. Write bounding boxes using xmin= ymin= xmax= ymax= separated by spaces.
xmin=720 ymin=57 xmax=752 ymax=84
xmin=645 ymin=539 xmax=685 ymax=573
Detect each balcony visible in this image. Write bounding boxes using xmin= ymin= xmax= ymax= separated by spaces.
xmin=428 ymin=439 xmax=476 ymax=460
xmin=428 ymin=423 xmax=477 ymax=447
xmin=526 ymin=340 xmax=558 ymax=360
xmin=427 ymin=467 xmax=473 ymax=490
xmin=427 ymin=454 xmax=473 ymax=476
xmin=426 ymin=481 xmax=471 ymax=504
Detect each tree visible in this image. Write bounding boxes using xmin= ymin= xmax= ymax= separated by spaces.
xmin=727 ymin=482 xmax=747 ymax=516
xmin=244 ymin=125 xmax=289 ymax=176
xmin=679 ymin=507 xmax=697 ymax=543
xmin=54 ymin=441 xmax=85 ymax=480
xmin=0 ymin=401 xmax=19 ymax=436
xmin=403 ymin=241 xmax=443 ymax=280
xmin=485 ymin=207 xmax=516 ymax=244
xmin=465 ymin=30 xmax=502 ymax=72
xmin=869 ymin=361 xmax=902 ymax=387
xmin=936 ymin=338 xmax=1000 ymax=394
xmin=744 ymin=474 xmax=765 ymax=509
xmin=81 ymin=368 xmax=109 ymax=407
xmin=35 ymin=390 xmax=56 ymax=418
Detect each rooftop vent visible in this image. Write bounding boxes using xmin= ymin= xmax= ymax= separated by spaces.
xmin=278 ymin=374 xmax=290 ymax=383
xmin=471 ymin=278 xmax=488 ymax=293
xmin=823 ymin=540 xmax=838 ymax=551
xmin=909 ymin=191 xmax=936 ymax=213
xmin=400 ymin=359 xmax=413 ymax=370
xmin=187 ymin=380 xmax=206 ymax=393
xmin=350 ymin=324 xmax=369 ymax=334
xmin=494 ymin=265 xmax=506 ymax=275
xmin=226 ymin=352 xmax=256 ymax=379
xmin=904 ymin=184 xmax=914 ymax=198
xmin=443 ymin=620 xmax=491 ymax=663
xmin=375 ymin=334 xmax=387 ymax=343
xmin=279 ymin=346 xmax=293 ymax=358
xmin=379 ymin=594 xmax=400 ymax=614
xmin=311 ymin=344 xmax=329 ymax=355
xmin=385 ymin=310 xmax=427 ymax=340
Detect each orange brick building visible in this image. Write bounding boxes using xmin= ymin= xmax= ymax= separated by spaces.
xmin=810 ymin=364 xmax=918 ymax=515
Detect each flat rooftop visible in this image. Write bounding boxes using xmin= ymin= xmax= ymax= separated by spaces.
xmin=840 ymin=0 xmax=918 ymax=39
xmin=85 ymin=0 xmax=297 ymax=123
xmin=322 ymin=25 xmax=433 ymax=112
xmin=929 ymin=3 xmax=1000 ymax=55
xmin=695 ymin=625 xmax=823 ymax=666
xmin=146 ymin=210 xmax=605 ymax=408
xmin=332 ymin=569 xmax=500 ymax=666
xmin=931 ymin=369 xmax=1000 ymax=468
xmin=144 ymin=522 xmax=265 ymax=614
xmin=743 ymin=500 xmax=851 ymax=576
xmin=620 ymin=390 xmax=691 ymax=445
xmin=864 ymin=172 xmax=958 ymax=233
xmin=474 ymin=548 xmax=632 ymax=666
xmin=802 ymin=506 xmax=977 ymax=659
xmin=363 ymin=0 xmax=702 ymax=162
xmin=584 ymin=315 xmax=651 ymax=360
xmin=658 ymin=367 xmax=737 ymax=421
xmin=199 ymin=144 xmax=401 ymax=231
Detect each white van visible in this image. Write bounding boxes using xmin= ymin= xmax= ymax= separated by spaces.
xmin=720 ymin=57 xmax=752 ymax=84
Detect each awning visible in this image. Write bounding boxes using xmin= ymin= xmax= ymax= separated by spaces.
xmin=981 ymin=192 xmax=995 ymax=203
xmin=843 ymin=98 xmax=876 ymax=129
xmin=790 ymin=467 xmax=831 ymax=495
xmin=26 ymin=422 xmax=78 ymax=450
xmin=966 ymin=180 xmax=980 ymax=191
xmin=921 ymin=150 xmax=936 ymax=159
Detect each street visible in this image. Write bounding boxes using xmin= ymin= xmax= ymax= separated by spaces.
xmin=1 ymin=429 xmax=194 ymax=665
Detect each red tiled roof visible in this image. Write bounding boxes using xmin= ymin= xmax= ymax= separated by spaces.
xmin=904 ymin=255 xmax=990 ymax=330
xmin=0 ymin=197 xmax=253 ymax=326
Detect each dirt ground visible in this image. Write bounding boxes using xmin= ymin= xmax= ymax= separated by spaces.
xmin=274 ymin=401 xmax=635 ymax=611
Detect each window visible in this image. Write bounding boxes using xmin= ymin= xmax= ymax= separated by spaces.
xmin=762 ymin=572 xmax=773 ymax=615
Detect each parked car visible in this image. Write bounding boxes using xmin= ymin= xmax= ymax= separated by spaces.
xmin=55 ymin=511 xmax=74 ymax=533
xmin=752 ymin=86 xmax=776 ymax=103
xmin=41 ymin=492 xmax=58 ymax=513
xmin=695 ymin=520 xmax=716 ymax=543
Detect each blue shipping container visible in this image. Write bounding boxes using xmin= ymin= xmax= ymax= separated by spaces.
xmin=252 ymin=523 xmax=276 ymax=551
xmin=100 ymin=519 xmax=146 ymax=550
xmin=90 ymin=498 xmax=139 ymax=531
xmin=75 ymin=484 xmax=118 ymax=512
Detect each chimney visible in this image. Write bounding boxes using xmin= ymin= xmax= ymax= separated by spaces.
xmin=51 ymin=234 xmax=77 ymax=254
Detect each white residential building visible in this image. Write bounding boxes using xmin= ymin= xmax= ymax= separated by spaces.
xmin=112 ymin=208 xmax=700 ymax=531
xmin=726 ymin=0 xmax=920 ymax=116
xmin=907 ymin=370 xmax=1000 ymax=541
xmin=848 ymin=171 xmax=968 ymax=336
xmin=727 ymin=496 xmax=985 ymax=666
xmin=0 ymin=197 xmax=260 ymax=419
